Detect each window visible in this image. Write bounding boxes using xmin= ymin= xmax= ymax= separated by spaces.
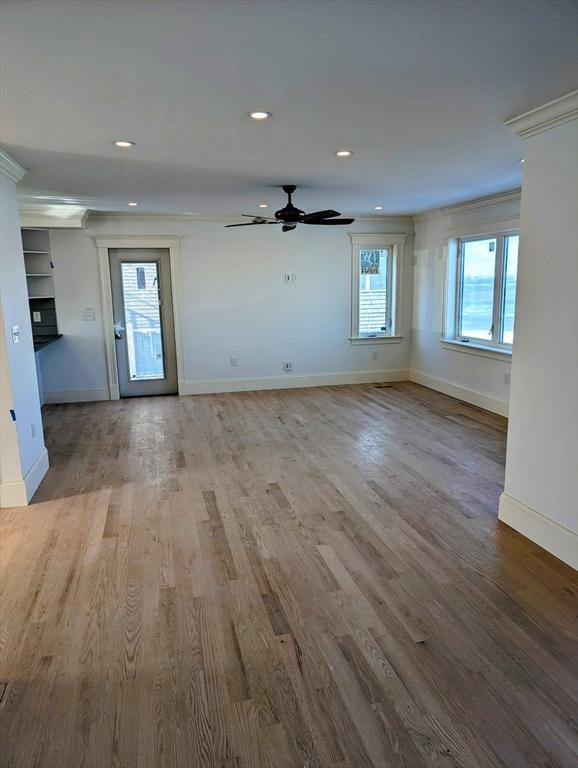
xmin=350 ymin=234 xmax=406 ymax=343
xmin=449 ymin=232 xmax=519 ymax=350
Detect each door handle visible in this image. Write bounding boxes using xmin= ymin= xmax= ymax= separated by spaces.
xmin=114 ymin=321 xmax=125 ymax=340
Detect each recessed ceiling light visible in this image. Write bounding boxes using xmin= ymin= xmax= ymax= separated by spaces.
xmin=374 ymin=205 xmax=384 ymax=211
xmin=114 ymin=140 xmax=135 ymax=148
xmin=248 ymin=111 xmax=272 ymax=120
xmin=335 ymin=149 xmax=353 ymax=157
xmin=128 ymin=202 xmax=138 ymax=207
xmin=258 ymin=203 xmax=268 ymax=208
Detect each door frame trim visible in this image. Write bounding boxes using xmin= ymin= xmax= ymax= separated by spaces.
xmin=95 ymin=236 xmax=184 ymax=400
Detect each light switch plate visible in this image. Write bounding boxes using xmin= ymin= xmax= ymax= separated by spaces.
xmin=11 ymin=325 xmax=19 ymax=344
xmin=33 ymin=311 xmax=42 ymax=323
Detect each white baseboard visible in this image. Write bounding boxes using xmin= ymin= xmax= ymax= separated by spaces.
xmin=0 ymin=478 xmax=27 ymax=507
xmin=43 ymin=387 xmax=110 ymax=404
xmin=0 ymin=447 xmax=49 ymax=507
xmin=179 ymin=368 xmax=410 ymax=396
xmin=410 ymin=369 xmax=509 ymax=416
xmin=499 ymin=491 xmax=577 ymax=569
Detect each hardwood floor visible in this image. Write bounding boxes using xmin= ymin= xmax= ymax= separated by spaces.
xmin=1 ymin=383 xmax=576 ymax=768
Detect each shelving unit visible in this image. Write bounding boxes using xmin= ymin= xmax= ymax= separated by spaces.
xmin=21 ymin=228 xmax=60 ymax=349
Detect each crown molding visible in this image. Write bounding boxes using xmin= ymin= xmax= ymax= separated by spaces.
xmin=413 ymin=189 xmax=521 ymax=223
xmin=87 ymin=211 xmax=414 ymax=227
xmin=19 ymin=206 xmax=88 ymax=228
xmin=0 ymin=149 xmax=26 ymax=183
xmin=505 ymin=91 xmax=578 ymax=139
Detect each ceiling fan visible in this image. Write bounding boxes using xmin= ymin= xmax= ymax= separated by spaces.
xmin=225 ymin=185 xmax=355 ymax=232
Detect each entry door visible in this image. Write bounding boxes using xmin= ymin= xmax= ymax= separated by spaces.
xmin=109 ymin=248 xmax=178 ymax=397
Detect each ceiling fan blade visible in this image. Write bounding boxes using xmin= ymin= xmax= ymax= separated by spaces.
xmin=282 ymin=224 xmax=297 ymax=232
xmin=303 ymin=218 xmax=355 ymax=225
xmin=225 ymin=222 xmax=263 ymax=227
xmin=302 ymin=209 xmax=340 ymax=222
xmin=241 ymin=214 xmax=278 ymax=221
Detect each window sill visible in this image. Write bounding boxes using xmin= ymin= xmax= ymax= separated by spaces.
xmin=441 ymin=339 xmax=512 ymax=361
xmin=350 ymin=335 xmax=403 ymax=346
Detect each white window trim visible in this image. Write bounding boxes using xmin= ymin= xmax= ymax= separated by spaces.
xmin=442 ymin=227 xmax=518 ymax=356
xmin=349 ymin=233 xmax=406 ymax=344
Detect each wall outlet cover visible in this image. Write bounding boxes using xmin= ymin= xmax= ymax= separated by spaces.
xmin=33 ymin=311 xmax=42 ymax=323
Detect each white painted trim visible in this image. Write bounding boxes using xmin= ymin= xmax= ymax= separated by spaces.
xmin=95 ymin=235 xmax=184 ymax=400
xmin=0 ymin=478 xmax=27 ymax=507
xmin=43 ymin=387 xmax=111 ymax=404
xmin=0 ymin=447 xmax=49 ymax=507
xmin=87 ymin=211 xmax=414 ymax=226
xmin=19 ymin=207 xmax=88 ymax=229
xmin=94 ymin=235 xmax=181 ymax=249
xmin=348 ymin=233 xmax=408 ymax=247
xmin=505 ymin=91 xmax=578 ymax=139
xmin=23 ymin=447 xmax=49 ymax=502
xmin=0 ymin=149 xmax=26 ymax=183
xmin=349 ymin=234 xmax=407 ymax=341
xmin=180 ymin=368 xmax=410 ymax=396
xmin=443 ymin=218 xmax=520 ymax=240
xmin=413 ymin=189 xmax=521 ymax=223
xmin=498 ymin=492 xmax=577 ymax=570
xmin=410 ymin=369 xmax=508 ymax=417
xmin=441 ymin=340 xmax=512 ymax=362
xmin=350 ymin=336 xmax=403 ymax=345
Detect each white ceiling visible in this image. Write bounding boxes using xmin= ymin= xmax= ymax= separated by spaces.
xmin=1 ymin=0 xmax=577 ymax=216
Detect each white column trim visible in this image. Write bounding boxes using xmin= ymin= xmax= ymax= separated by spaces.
xmin=95 ymin=235 xmax=184 ymax=400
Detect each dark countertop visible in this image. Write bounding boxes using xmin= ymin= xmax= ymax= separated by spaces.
xmin=34 ymin=334 xmax=62 ymax=352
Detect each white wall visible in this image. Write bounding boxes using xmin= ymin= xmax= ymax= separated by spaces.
xmin=0 ymin=164 xmax=48 ymax=505
xmin=411 ymin=191 xmax=520 ymax=416
xmin=499 ymin=101 xmax=578 ymax=568
xmin=41 ymin=216 xmax=414 ymax=399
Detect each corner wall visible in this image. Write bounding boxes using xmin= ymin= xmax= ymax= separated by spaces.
xmin=410 ymin=191 xmax=520 ymax=416
xmin=0 ymin=156 xmax=48 ymax=505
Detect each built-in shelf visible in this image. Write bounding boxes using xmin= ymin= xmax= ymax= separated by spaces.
xmin=21 ymin=227 xmax=59 ymax=340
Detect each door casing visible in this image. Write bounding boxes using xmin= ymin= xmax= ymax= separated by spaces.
xmin=95 ymin=236 xmax=184 ymax=400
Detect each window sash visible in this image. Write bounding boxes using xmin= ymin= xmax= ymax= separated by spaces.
xmin=454 ymin=233 xmax=517 ymax=349
xmin=355 ymin=247 xmax=392 ymax=337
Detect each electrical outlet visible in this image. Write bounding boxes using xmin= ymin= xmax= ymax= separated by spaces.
xmin=284 ymin=273 xmax=292 ymax=283
xmin=33 ymin=311 xmax=42 ymax=323
xmin=82 ymin=308 xmax=96 ymax=321
xmin=371 ymin=351 xmax=378 ymax=360
xmin=504 ymin=372 xmax=511 ymax=386
xmin=230 ymin=357 xmax=238 ymax=367
xmin=290 ymin=272 xmax=298 ymax=283
xmin=11 ymin=325 xmax=19 ymax=344
xmin=30 ymin=421 xmax=36 ymax=439
xmin=283 ymin=362 xmax=293 ymax=372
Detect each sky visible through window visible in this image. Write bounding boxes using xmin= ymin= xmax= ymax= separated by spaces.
xmin=459 ymin=236 xmax=518 ymax=343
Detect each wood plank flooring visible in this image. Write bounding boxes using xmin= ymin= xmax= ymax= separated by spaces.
xmin=1 ymin=382 xmax=576 ymax=768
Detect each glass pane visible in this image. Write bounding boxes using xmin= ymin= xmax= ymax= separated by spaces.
xmin=501 ymin=235 xmax=519 ymax=345
xmin=459 ymin=238 xmax=496 ymax=341
xmin=121 ymin=262 xmax=165 ymax=380
xmin=359 ymin=248 xmax=388 ymax=335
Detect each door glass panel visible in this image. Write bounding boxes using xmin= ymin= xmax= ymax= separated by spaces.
xmin=500 ymin=235 xmax=519 ymax=344
xmin=359 ymin=248 xmax=388 ymax=335
xmin=121 ymin=261 xmax=165 ymax=380
xmin=459 ymin=238 xmax=496 ymax=341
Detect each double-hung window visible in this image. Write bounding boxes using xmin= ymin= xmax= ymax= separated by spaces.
xmin=448 ymin=232 xmax=519 ymax=351
xmin=350 ymin=234 xmax=406 ymax=343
